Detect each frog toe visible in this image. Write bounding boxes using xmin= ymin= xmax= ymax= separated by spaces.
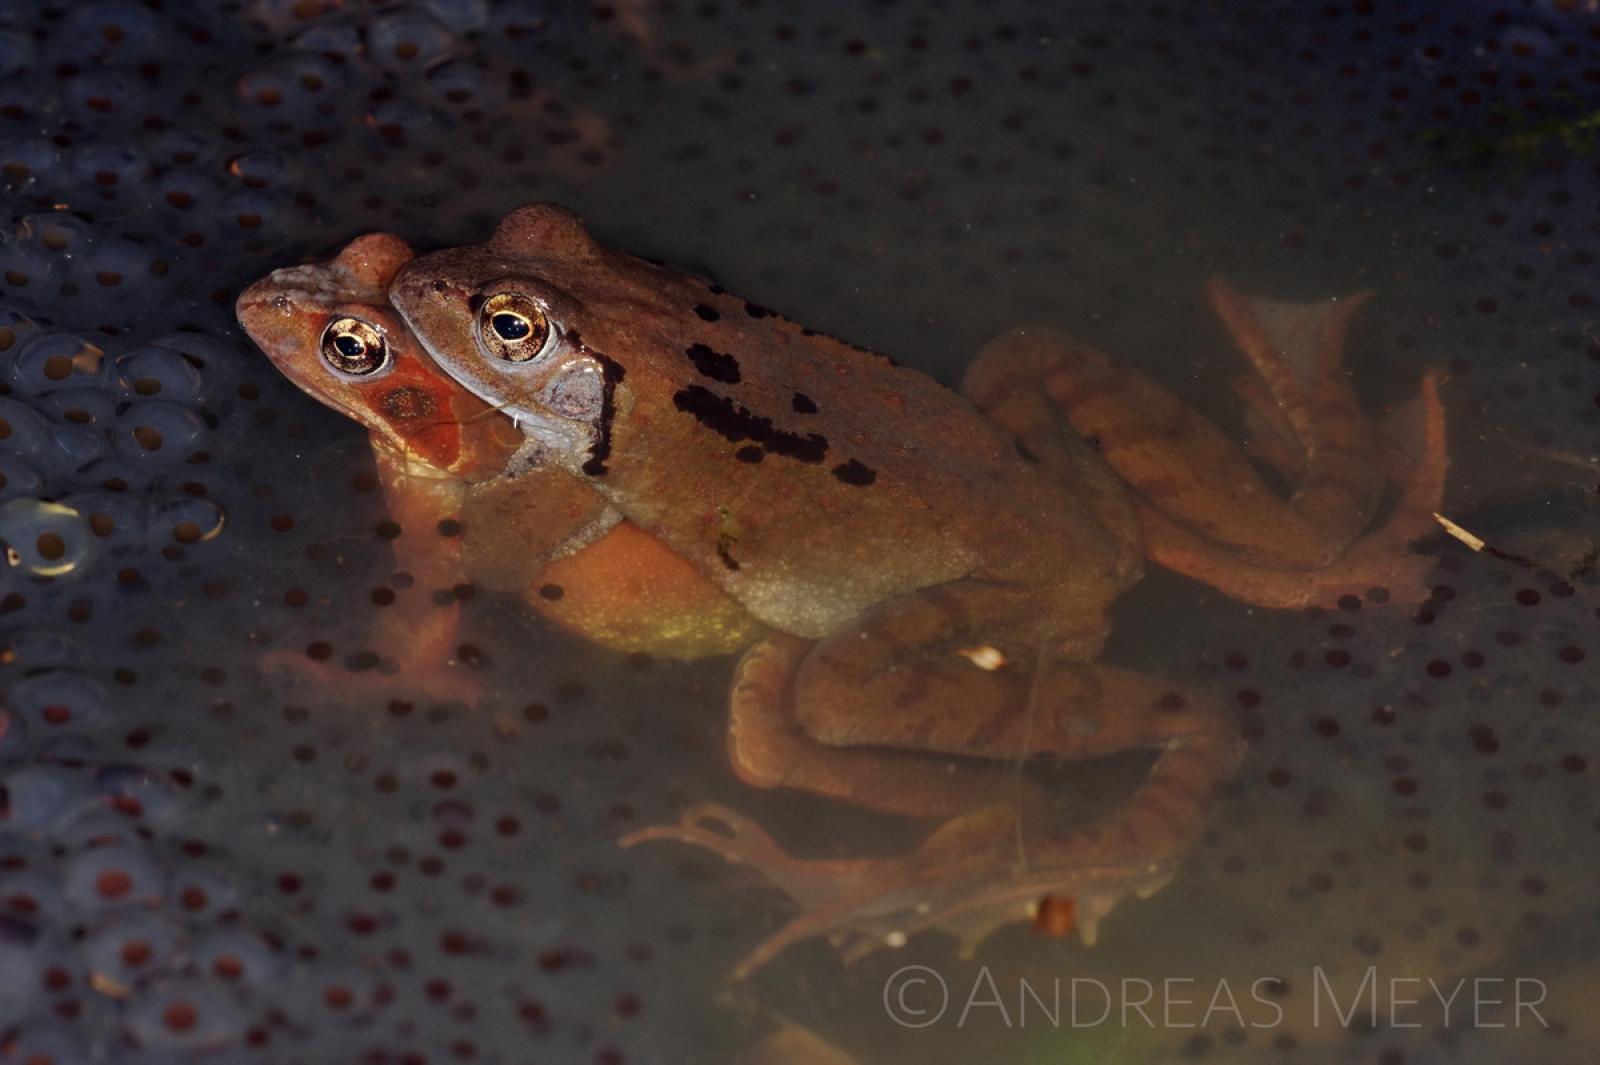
xmin=257 ymin=649 xmax=483 ymax=705
xmin=619 ymin=802 xmax=780 ymax=861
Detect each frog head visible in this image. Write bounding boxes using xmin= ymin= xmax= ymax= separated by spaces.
xmin=237 ymin=232 xmax=519 ymax=478
xmin=388 ymin=205 xmax=629 ymax=476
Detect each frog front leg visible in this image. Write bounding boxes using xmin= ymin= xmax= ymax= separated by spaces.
xmin=625 ymin=582 xmax=1243 ymax=976
xmin=265 ymin=453 xmax=611 ymax=701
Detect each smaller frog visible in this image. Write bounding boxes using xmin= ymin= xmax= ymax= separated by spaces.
xmin=236 ymin=234 xmax=760 ymax=697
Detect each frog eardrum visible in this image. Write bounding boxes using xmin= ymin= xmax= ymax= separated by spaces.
xmin=320 ymin=316 xmax=389 ymax=376
xmin=476 ymin=292 xmax=554 ymax=363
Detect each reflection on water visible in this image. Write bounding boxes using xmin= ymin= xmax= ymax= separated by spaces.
xmin=0 ymin=0 xmax=1595 ymax=1062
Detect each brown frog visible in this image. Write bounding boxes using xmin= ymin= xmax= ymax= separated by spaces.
xmin=236 ymin=233 xmax=759 ymax=699
xmin=382 ymin=204 xmax=1445 ymax=976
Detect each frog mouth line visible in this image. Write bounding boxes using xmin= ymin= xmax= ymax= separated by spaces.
xmin=366 ymin=438 xmax=463 ymax=482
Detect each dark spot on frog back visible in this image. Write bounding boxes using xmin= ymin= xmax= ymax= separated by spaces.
xmin=672 ymin=385 xmax=828 ymax=464
xmin=831 ymin=459 xmax=877 ymax=486
xmin=791 ymin=392 xmax=817 ymax=414
xmin=685 ymin=343 xmax=740 ymax=384
xmin=380 ymin=386 xmax=436 ymax=421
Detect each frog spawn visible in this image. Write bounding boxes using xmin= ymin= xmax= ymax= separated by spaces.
xmin=0 ymin=694 xmax=271 ymax=1055
xmin=0 ymin=326 xmax=225 ymax=582
xmin=0 ymin=0 xmax=613 ymax=322
xmin=0 ymin=0 xmax=1595 ymax=1062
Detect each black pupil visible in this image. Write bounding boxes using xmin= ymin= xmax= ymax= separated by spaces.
xmin=492 ymin=313 xmax=531 ymax=341
xmin=334 ymin=334 xmax=366 ymax=359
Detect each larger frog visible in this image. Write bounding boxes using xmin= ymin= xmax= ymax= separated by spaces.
xmin=382 ymin=204 xmax=1445 ymax=976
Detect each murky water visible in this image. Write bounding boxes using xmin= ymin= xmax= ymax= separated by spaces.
xmin=0 ymin=1 xmax=1595 ymax=1062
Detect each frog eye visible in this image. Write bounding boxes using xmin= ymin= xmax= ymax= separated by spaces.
xmin=476 ymin=292 xmax=554 ymax=363
xmin=320 ymin=317 xmax=389 ymax=376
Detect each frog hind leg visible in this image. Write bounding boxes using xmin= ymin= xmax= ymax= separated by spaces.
xmin=781 ymin=597 xmax=1243 ymax=965
xmin=624 ymin=587 xmax=1243 ymax=976
xmin=721 ymin=633 xmax=1044 ymax=819
xmin=1232 ymin=373 xmax=1307 ymax=480
xmin=1140 ymin=370 xmax=1447 ymax=607
xmin=961 ymin=332 xmax=1145 ymax=559
xmin=715 ymin=790 xmax=1208 ymax=979
xmin=621 ymin=631 xmax=1058 ymax=924
xmin=971 ymin=284 xmax=1382 ymax=568
xmin=967 ymin=281 xmax=1446 ymax=603
xmin=620 ymin=800 xmax=886 ymax=914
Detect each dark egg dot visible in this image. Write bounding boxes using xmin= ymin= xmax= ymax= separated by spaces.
xmin=492 ymin=313 xmax=531 ymax=340
xmin=36 ymin=533 xmax=65 ymax=560
xmin=1468 ymin=725 xmax=1500 ymax=754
